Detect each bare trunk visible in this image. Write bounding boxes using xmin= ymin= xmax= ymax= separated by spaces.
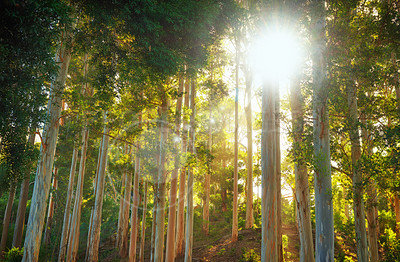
xmin=245 ymin=70 xmax=253 ymax=229
xmin=232 ymin=36 xmax=239 ymax=242
xmin=0 ymin=183 xmax=16 ymax=259
xmin=128 ymin=143 xmax=141 ymax=261
xmin=139 ymin=181 xmax=148 ymax=262
xmin=150 ymin=185 xmax=158 ymax=262
xmin=176 ymin=75 xmax=190 ymax=258
xmin=395 ymin=194 xmax=400 ymax=237
xmin=22 ymin=26 xmax=73 ymax=262
xmin=310 ymin=1 xmax=334 ymax=260
xmin=117 ymin=153 xmax=127 ymax=250
xmin=13 ymin=133 xmax=36 ymax=248
xmin=166 ymin=75 xmax=184 ymax=261
xmin=120 ymin=145 xmax=132 ymax=258
xmin=154 ymin=94 xmax=169 ymax=262
xmin=275 ymin=89 xmax=283 ymax=262
xmin=202 ymin=108 xmax=211 ymax=235
xmin=66 ymin=125 xmax=89 ymax=262
xmin=261 ymin=80 xmax=278 ymax=262
xmin=87 ymin=117 xmax=110 ymax=262
xmin=44 ymin=169 xmax=58 ymax=246
xmin=290 ymin=79 xmax=314 ymax=262
xmin=58 ymin=145 xmax=78 ymax=261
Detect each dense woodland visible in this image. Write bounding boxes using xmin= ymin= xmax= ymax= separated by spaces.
xmin=1 ymin=0 xmax=400 ymax=261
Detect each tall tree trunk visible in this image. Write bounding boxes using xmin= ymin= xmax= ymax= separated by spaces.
xmin=150 ymin=185 xmax=158 ymax=262
xmin=120 ymin=144 xmax=132 ymax=258
xmin=245 ymin=70 xmax=253 ymax=229
xmin=67 ymin=125 xmax=89 ymax=262
xmin=261 ymin=80 xmax=278 ymax=262
xmin=202 ymin=107 xmax=211 ymax=235
xmin=275 ymin=89 xmax=283 ymax=262
xmin=13 ymin=133 xmax=36 ymax=248
xmin=139 ymin=181 xmax=148 ymax=262
xmin=22 ymin=26 xmax=73 ymax=262
xmin=176 ymin=75 xmax=190 ymax=258
xmin=347 ymin=83 xmax=369 ymax=261
xmin=310 ymin=1 xmax=334 ymax=261
xmin=166 ymin=75 xmax=184 ymax=261
xmin=290 ymin=79 xmax=314 ymax=262
xmin=232 ymin=35 xmax=239 ymax=243
xmin=87 ymin=117 xmax=110 ymax=262
xmin=154 ymin=94 xmax=169 ymax=262
xmin=184 ymin=78 xmax=196 ymax=262
xmin=58 ymin=145 xmax=78 ymax=262
xmin=44 ymin=169 xmax=58 ymax=246
xmin=128 ymin=140 xmax=141 ymax=261
xmin=0 ymin=183 xmax=16 ymax=259
xmin=117 ymin=149 xmax=127 ymax=250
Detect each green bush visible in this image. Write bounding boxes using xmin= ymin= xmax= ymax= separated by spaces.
xmin=381 ymin=227 xmax=400 ymax=262
xmin=3 ymin=247 xmax=23 ymax=262
xmin=240 ymin=248 xmax=260 ymax=262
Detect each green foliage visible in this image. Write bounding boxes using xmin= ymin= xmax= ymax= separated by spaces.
xmin=2 ymin=247 xmax=23 ymax=262
xmin=240 ymin=248 xmax=260 ymax=262
xmin=381 ymin=228 xmax=400 ymax=262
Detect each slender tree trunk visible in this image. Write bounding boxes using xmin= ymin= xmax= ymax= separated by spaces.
xmin=117 ymin=151 xmax=127 ymax=250
xmin=154 ymin=94 xmax=169 ymax=262
xmin=120 ymin=145 xmax=132 ymax=258
xmin=184 ymin=78 xmax=196 ymax=262
xmin=310 ymin=1 xmax=334 ymax=261
xmin=166 ymin=75 xmax=184 ymax=261
xmin=139 ymin=181 xmax=148 ymax=262
xmin=44 ymin=169 xmax=58 ymax=246
xmin=67 ymin=125 xmax=89 ymax=262
xmin=245 ymin=70 xmax=253 ymax=229
xmin=150 ymin=185 xmax=158 ymax=262
xmin=395 ymin=194 xmax=400 ymax=237
xmin=232 ymin=35 xmax=239 ymax=243
xmin=128 ymin=141 xmax=141 ymax=261
xmin=13 ymin=133 xmax=36 ymax=248
xmin=347 ymin=83 xmax=369 ymax=261
xmin=176 ymin=75 xmax=190 ymax=258
xmin=261 ymin=80 xmax=278 ymax=262
xmin=202 ymin=107 xmax=211 ymax=235
xmin=87 ymin=117 xmax=110 ymax=262
xmin=22 ymin=26 xmax=73 ymax=262
xmin=290 ymin=79 xmax=314 ymax=262
xmin=275 ymin=88 xmax=283 ymax=262
xmin=0 ymin=183 xmax=16 ymax=259
xmin=58 ymin=145 xmax=78 ymax=262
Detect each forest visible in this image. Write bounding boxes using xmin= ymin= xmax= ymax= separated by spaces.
xmin=1 ymin=0 xmax=400 ymax=261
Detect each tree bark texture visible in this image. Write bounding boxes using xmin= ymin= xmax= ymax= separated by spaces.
xmin=261 ymin=81 xmax=278 ymax=262
xmin=275 ymin=89 xmax=283 ymax=262
xmin=202 ymin=107 xmax=211 ymax=235
xmin=154 ymin=95 xmax=169 ymax=262
xmin=184 ymin=78 xmax=196 ymax=262
xmin=166 ymin=75 xmax=184 ymax=261
xmin=232 ymin=37 xmax=239 ymax=242
xmin=22 ymin=26 xmax=73 ymax=262
xmin=290 ymin=80 xmax=314 ymax=262
xmin=13 ymin=133 xmax=36 ymax=248
xmin=120 ymin=144 xmax=132 ymax=258
xmin=245 ymin=71 xmax=254 ymax=229
xmin=66 ymin=126 xmax=89 ymax=262
xmin=128 ymin=145 xmax=141 ymax=261
xmin=310 ymin=1 xmax=335 ymax=260
xmin=0 ymin=183 xmax=16 ymax=259
xmin=139 ymin=181 xmax=148 ymax=262
xmin=87 ymin=119 xmax=110 ymax=262
xmin=44 ymin=169 xmax=58 ymax=246
xmin=176 ymin=75 xmax=190 ymax=258
xmin=347 ymin=83 xmax=369 ymax=261
xmin=116 ymin=155 xmax=127 ymax=250
xmin=58 ymin=145 xmax=78 ymax=262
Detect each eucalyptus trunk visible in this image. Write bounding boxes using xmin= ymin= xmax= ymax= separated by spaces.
xmin=184 ymin=78 xmax=196 ymax=262
xmin=261 ymin=80 xmax=277 ymax=262
xmin=117 ymin=156 xmax=127 ymax=249
xmin=44 ymin=169 xmax=58 ymax=246
xmin=0 ymin=183 xmax=16 ymax=259
xmin=87 ymin=118 xmax=110 ymax=262
xmin=128 ymin=143 xmax=141 ymax=261
xmin=202 ymin=107 xmax=211 ymax=235
xmin=154 ymin=95 xmax=169 ymax=262
xmin=245 ymin=71 xmax=254 ymax=229
xmin=13 ymin=133 xmax=36 ymax=248
xmin=290 ymin=79 xmax=314 ymax=262
xmin=176 ymin=76 xmax=190 ymax=258
xmin=139 ymin=181 xmax=148 ymax=262
xmin=310 ymin=1 xmax=334 ymax=261
xmin=22 ymin=26 xmax=73 ymax=262
xmin=275 ymin=89 xmax=283 ymax=262
xmin=120 ymin=144 xmax=132 ymax=258
xmin=66 ymin=125 xmax=89 ymax=262
xmin=232 ymin=35 xmax=239 ymax=243
xmin=166 ymin=75 xmax=184 ymax=261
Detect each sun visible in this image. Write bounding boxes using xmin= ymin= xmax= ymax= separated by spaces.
xmin=249 ymin=26 xmax=303 ymax=81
